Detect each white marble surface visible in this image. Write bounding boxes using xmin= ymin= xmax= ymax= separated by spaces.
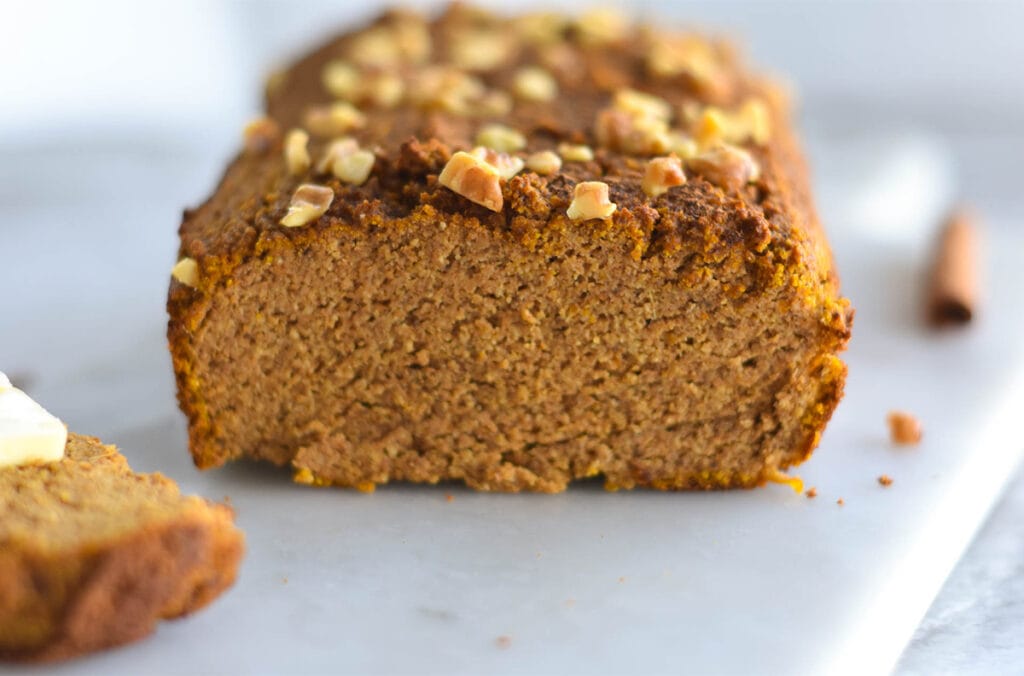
xmin=1 ymin=126 xmax=1023 ymax=674
xmin=898 ymin=466 xmax=1024 ymax=674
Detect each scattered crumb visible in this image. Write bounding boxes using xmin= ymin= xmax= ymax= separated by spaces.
xmin=837 ymin=498 xmax=845 ymax=506
xmin=223 ymin=495 xmax=233 ymax=505
xmin=765 ymin=467 xmax=804 ymax=494
xmin=887 ymin=411 xmax=923 ymax=445
xmin=495 ymin=635 xmax=512 ymax=649
xmin=445 ymin=493 xmax=454 ymax=502
xmin=565 ymin=598 xmax=576 ymax=607
xmin=805 ymin=487 xmax=818 ymax=499
xmin=878 ymin=474 xmax=894 ymax=487
xmin=536 ymin=552 xmax=542 ymax=559
xmin=618 ymin=576 xmax=626 ymax=583
xmin=282 ymin=576 xmax=288 ymax=585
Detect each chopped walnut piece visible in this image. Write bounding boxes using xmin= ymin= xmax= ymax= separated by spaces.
xmin=315 ymin=138 xmax=359 ymax=174
xmin=477 ymin=90 xmax=514 ymax=117
xmin=334 ymin=149 xmax=376 ymax=185
xmin=470 ymin=146 xmax=525 ymax=180
xmin=666 ymin=131 xmax=699 ymax=159
xmin=303 ymin=102 xmax=366 ymax=137
xmin=693 ymin=107 xmax=731 ymax=149
xmin=513 ymin=66 xmax=558 ymax=102
xmin=449 ymin=29 xmax=512 ymax=71
xmin=171 ymin=257 xmax=199 ymax=287
xmin=438 ymin=151 xmax=504 ymax=212
xmin=475 ymin=123 xmax=526 ymax=153
xmin=613 ymin=88 xmax=672 ymax=121
xmin=687 ymin=143 xmax=760 ymax=191
xmin=595 ymin=108 xmax=670 ymax=155
xmin=575 ymin=8 xmax=627 ymax=45
xmin=364 ymin=72 xmax=405 ymax=108
xmin=525 ymin=150 xmax=562 ymax=175
xmin=646 ymin=34 xmax=722 ymax=88
xmin=280 ymin=184 xmax=334 ymax=227
xmin=243 ymin=117 xmax=281 ymax=155
xmin=558 ymin=143 xmax=594 ymax=162
xmin=740 ymin=98 xmax=772 ymax=145
xmin=348 ymin=18 xmax=431 ymax=67
xmin=887 ymin=411 xmax=923 ymax=446
xmin=408 ymin=66 xmax=486 ymax=115
xmin=283 ymin=129 xmax=311 ymax=176
xmin=641 ymin=156 xmax=686 ymax=197
xmin=567 ymin=181 xmax=617 ymax=221
xmin=322 ymin=60 xmax=360 ymax=100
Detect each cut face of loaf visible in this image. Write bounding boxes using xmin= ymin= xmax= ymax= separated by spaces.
xmin=168 ymin=6 xmax=851 ymax=492
xmin=0 ymin=434 xmax=244 ymax=661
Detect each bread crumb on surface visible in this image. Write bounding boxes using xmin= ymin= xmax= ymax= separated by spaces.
xmin=495 ymin=635 xmax=512 ymax=649
xmin=887 ymin=410 xmax=923 ymax=445
xmin=878 ymin=474 xmax=894 ymax=487
xmin=837 ymin=498 xmax=845 ymax=506
xmin=445 ymin=493 xmax=454 ymax=502
xmin=805 ymin=487 xmax=817 ymax=499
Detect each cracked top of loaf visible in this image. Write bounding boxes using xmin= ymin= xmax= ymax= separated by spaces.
xmin=174 ymin=3 xmax=848 ymax=336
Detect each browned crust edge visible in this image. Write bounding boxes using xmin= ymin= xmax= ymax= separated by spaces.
xmin=0 ymin=504 xmax=244 ymax=663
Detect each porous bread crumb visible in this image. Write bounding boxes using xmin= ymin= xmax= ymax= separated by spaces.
xmin=438 ymin=151 xmax=504 ymax=211
xmin=878 ymin=475 xmax=893 ymax=487
xmin=171 ymin=257 xmax=199 ymax=287
xmin=837 ymin=498 xmax=845 ymax=506
xmin=887 ymin=411 xmax=923 ymax=446
xmin=280 ymin=184 xmax=334 ymax=227
xmin=495 ymin=635 xmax=512 ymax=649
xmin=805 ymin=487 xmax=817 ymax=499
xmin=566 ymin=181 xmax=616 ymax=221
xmin=284 ymin=129 xmax=311 ymax=176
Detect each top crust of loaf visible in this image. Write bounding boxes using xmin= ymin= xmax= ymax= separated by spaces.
xmin=173 ymin=5 xmax=849 ymax=319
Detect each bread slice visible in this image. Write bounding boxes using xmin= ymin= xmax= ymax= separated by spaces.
xmin=0 ymin=433 xmax=244 ymax=662
xmin=168 ymin=6 xmax=851 ymax=492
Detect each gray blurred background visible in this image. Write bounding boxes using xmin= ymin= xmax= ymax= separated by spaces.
xmin=1 ymin=1 xmax=1022 ymax=673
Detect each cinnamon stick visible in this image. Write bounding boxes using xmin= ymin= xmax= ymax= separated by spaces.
xmin=927 ymin=208 xmax=979 ymax=326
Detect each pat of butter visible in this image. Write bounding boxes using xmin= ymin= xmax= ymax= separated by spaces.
xmin=0 ymin=371 xmax=67 ymax=467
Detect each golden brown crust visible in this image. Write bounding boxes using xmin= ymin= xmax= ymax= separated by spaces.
xmin=168 ymin=5 xmax=851 ymax=491
xmin=0 ymin=434 xmax=244 ymax=662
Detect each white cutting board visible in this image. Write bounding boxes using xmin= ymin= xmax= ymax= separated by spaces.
xmin=1 ymin=133 xmax=1022 ymax=676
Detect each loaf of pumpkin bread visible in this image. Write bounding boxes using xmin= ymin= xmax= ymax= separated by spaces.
xmin=168 ymin=5 xmax=852 ymax=492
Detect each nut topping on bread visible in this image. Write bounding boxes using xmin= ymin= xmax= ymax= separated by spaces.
xmin=687 ymin=143 xmax=760 ymax=191
xmin=525 ymin=150 xmax=562 ymax=175
xmin=642 ymin=156 xmax=686 ymax=197
xmin=439 ymin=151 xmax=504 ymax=211
xmin=280 ymin=184 xmax=334 ymax=227
xmin=557 ymin=143 xmax=594 ymax=162
xmin=303 ymin=102 xmax=365 ymax=137
xmin=284 ymin=129 xmax=311 ymax=175
xmin=475 ymin=123 xmax=526 ymax=153
xmin=567 ymin=181 xmax=617 ymax=221
xmin=513 ymin=66 xmax=558 ymax=102
xmin=242 ymin=117 xmax=281 ymax=155
xmin=470 ymin=146 xmax=524 ymax=180
xmin=171 ymin=257 xmax=199 ymax=288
